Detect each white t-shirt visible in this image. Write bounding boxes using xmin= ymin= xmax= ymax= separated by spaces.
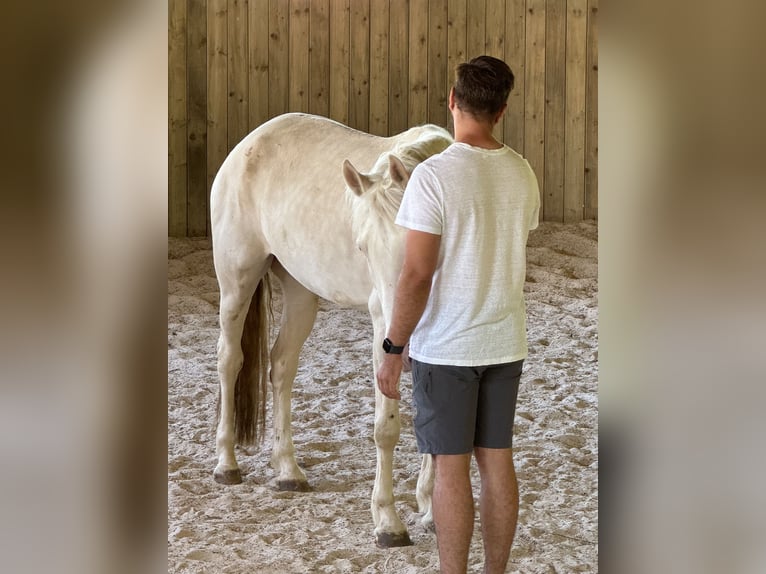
xmin=395 ymin=142 xmax=540 ymax=366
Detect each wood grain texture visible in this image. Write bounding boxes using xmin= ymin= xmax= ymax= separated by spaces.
xmin=544 ymin=0 xmax=565 ymax=222
xmin=408 ymin=0 xmax=428 ymax=126
xmin=289 ymin=0 xmax=310 ymax=112
xmin=446 ymin=0 xmax=466 ymax=133
xmin=524 ymin=0 xmax=546 ymax=210
xmin=329 ymin=0 xmax=350 ymax=124
xmin=564 ymin=0 xmax=587 ymax=222
xmin=504 ymin=0 xmax=525 ymax=154
xmin=369 ymin=0 xmax=390 ymax=135
xmin=206 ymin=0 xmax=228 ymax=236
xmin=389 ymin=0 xmax=409 ymax=134
xmin=187 ymin=0 xmax=208 ymax=236
xmin=309 ymin=0 xmax=331 ymax=117
xmin=172 ymin=0 xmax=599 ymax=235
xmin=228 ymin=0 xmax=249 ymax=148
xmin=349 ymin=0 xmax=370 ymax=131
xmin=169 ymin=0 xmax=187 ymax=236
xmin=249 ymin=0 xmax=270 ymax=130
xmin=466 ymin=0 xmax=485 ymax=60
xmin=428 ymin=0 xmax=448 ymax=127
xmin=485 ymin=0 xmax=505 ymax=140
xmin=268 ymin=0 xmax=289 ymax=117
xmin=584 ymin=0 xmax=598 ymax=220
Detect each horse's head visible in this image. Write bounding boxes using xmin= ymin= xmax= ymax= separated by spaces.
xmin=343 ymin=153 xmax=410 ymax=324
xmin=342 ymin=126 xmax=452 ymax=329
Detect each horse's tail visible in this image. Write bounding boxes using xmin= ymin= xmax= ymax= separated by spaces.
xmin=233 ymin=274 xmax=272 ymax=445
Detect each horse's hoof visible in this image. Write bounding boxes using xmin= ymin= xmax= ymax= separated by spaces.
xmin=277 ymin=479 xmax=311 ymax=492
xmin=213 ymin=468 xmax=242 ymax=485
xmin=375 ymin=531 xmax=413 ymax=548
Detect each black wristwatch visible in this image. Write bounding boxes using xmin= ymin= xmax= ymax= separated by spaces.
xmin=382 ymin=338 xmax=405 ymax=354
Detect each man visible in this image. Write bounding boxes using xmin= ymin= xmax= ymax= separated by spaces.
xmin=376 ymin=55 xmax=540 ymax=574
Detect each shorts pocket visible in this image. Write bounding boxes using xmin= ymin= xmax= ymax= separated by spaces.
xmin=411 ymin=361 xmax=434 ymax=428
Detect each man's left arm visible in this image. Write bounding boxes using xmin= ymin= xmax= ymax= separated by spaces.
xmin=376 ymin=229 xmax=441 ymax=400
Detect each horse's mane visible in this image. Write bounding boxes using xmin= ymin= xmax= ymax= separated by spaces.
xmin=360 ymin=126 xmax=453 ymax=223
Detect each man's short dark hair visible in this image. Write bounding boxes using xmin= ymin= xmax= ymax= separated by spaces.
xmin=453 ymin=56 xmax=514 ymax=121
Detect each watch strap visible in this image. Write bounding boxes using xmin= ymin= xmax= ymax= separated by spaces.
xmin=382 ymin=337 xmax=405 ymax=354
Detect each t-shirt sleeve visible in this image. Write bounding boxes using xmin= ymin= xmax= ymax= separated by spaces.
xmin=525 ymin=160 xmax=541 ymax=231
xmin=395 ymin=163 xmax=443 ymax=235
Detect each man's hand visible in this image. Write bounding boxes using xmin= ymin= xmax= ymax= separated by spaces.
xmin=377 ymin=353 xmax=403 ymax=400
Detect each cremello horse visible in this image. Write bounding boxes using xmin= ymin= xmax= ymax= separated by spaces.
xmin=210 ymin=113 xmax=453 ymax=547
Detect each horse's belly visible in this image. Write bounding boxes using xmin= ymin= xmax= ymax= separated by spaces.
xmin=277 ymin=255 xmax=372 ymax=309
xmin=272 ymin=246 xmax=373 ymax=309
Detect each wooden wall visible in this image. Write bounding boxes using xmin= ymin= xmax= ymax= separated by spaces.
xmin=169 ymin=0 xmax=598 ymax=236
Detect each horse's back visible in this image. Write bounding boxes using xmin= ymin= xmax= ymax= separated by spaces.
xmin=212 ymin=114 xmax=389 ymax=223
xmin=210 ymin=113 xmax=451 ymax=306
xmin=210 ymin=115 xmax=389 ymax=303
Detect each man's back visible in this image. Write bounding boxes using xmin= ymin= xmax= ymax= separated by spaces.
xmin=396 ymin=141 xmax=540 ymax=366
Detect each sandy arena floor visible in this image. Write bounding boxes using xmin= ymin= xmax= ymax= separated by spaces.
xmin=168 ymin=221 xmax=598 ymax=573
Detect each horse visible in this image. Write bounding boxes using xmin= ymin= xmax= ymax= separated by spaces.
xmin=210 ymin=113 xmax=453 ymax=547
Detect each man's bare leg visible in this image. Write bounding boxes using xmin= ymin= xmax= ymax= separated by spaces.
xmin=474 ymin=447 xmax=519 ymax=574
xmin=432 ymin=453 xmax=474 ymax=574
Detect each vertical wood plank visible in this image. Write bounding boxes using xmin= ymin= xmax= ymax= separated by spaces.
xmin=268 ymin=0 xmax=289 ymax=118
xmin=329 ymin=0 xmax=350 ymax=124
xmin=446 ymin=0 xmax=467 ymax=75
xmin=484 ymin=0 xmax=505 ymax=140
xmin=389 ymin=0 xmax=409 ymax=135
xmin=369 ymin=0 xmax=390 ymax=135
xmin=408 ymin=0 xmax=428 ymax=126
xmin=446 ymin=0 xmax=466 ymax=133
xmin=544 ymin=0 xmax=565 ymax=222
xmin=428 ymin=0 xmax=448 ymax=127
xmin=524 ymin=0 xmax=545 ymax=212
xmin=169 ymin=0 xmax=187 ymax=236
xmin=309 ymin=0 xmax=331 ymax=117
xmin=484 ymin=0 xmax=504 ymax=56
xmin=187 ymin=0 xmax=208 ymax=237
xmin=504 ymin=0 xmax=525 ymax=154
xmin=228 ymin=0 xmax=248 ymax=148
xmin=206 ymin=0 xmax=228 ymax=236
xmin=465 ymin=0 xmax=484 ymax=60
xmin=289 ymin=0 xmax=310 ymax=112
xmin=584 ymin=0 xmax=598 ymax=219
xmin=349 ymin=0 xmax=370 ymax=131
xmin=565 ymin=0 xmax=587 ymax=222
xmin=248 ymin=0 xmax=269 ymax=131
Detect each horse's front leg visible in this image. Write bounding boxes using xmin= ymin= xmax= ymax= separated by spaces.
xmin=369 ymin=294 xmax=412 ymax=547
xmin=416 ymin=453 xmax=435 ymax=531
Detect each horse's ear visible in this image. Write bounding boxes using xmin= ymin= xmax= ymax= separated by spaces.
xmin=388 ymin=155 xmax=410 ymax=189
xmin=343 ymin=159 xmax=371 ymax=196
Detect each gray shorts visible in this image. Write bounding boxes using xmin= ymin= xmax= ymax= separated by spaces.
xmin=411 ymin=359 xmax=524 ymax=454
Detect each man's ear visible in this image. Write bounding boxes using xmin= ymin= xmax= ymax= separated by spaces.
xmin=388 ymin=155 xmax=410 ymax=189
xmin=343 ymin=159 xmax=372 ymax=196
xmin=448 ymin=87 xmax=456 ymax=111
xmin=494 ymin=103 xmax=508 ymax=125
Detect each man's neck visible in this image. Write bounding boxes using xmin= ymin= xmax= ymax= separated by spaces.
xmin=453 ymin=120 xmax=503 ymax=150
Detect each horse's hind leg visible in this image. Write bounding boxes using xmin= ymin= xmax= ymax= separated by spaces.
xmin=269 ymin=261 xmax=318 ymax=491
xmin=213 ymin=260 xmax=270 ymax=485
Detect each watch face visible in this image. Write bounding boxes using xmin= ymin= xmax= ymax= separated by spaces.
xmin=383 ymin=338 xmax=402 ymax=354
